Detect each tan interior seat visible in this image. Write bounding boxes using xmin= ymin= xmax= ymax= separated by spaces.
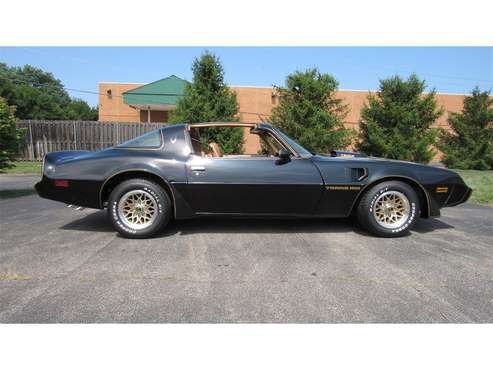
xmin=209 ymin=142 xmax=223 ymax=157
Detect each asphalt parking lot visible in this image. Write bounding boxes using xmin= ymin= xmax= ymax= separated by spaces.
xmin=0 ymin=174 xmax=39 ymax=191
xmin=0 ymin=176 xmax=492 ymax=323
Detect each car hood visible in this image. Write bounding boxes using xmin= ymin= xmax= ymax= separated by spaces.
xmin=311 ymin=154 xmax=460 ymax=177
xmin=313 ymin=153 xmax=431 ymax=166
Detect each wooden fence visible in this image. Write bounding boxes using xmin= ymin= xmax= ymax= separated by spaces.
xmin=17 ymin=120 xmax=167 ymax=160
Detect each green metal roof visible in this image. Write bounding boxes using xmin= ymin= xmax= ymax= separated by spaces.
xmin=123 ymin=75 xmax=188 ymax=106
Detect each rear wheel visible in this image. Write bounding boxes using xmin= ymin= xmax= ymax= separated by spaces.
xmin=108 ymin=179 xmax=171 ymax=238
xmin=357 ymin=181 xmax=420 ymax=237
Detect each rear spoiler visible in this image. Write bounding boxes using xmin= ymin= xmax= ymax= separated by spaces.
xmin=329 ymin=150 xmax=366 ymax=158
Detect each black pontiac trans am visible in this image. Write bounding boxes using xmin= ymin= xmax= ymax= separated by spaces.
xmin=35 ymin=122 xmax=472 ymax=238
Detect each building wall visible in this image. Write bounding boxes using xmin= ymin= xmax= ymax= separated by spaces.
xmin=230 ymin=87 xmax=467 ymax=157
xmin=231 ymin=86 xmax=466 ymax=131
xmin=242 ymin=127 xmax=262 ymax=154
xmin=99 ymin=82 xmax=469 ymax=157
xmin=99 ymin=82 xmax=467 ymax=129
xmin=139 ymin=110 xmax=169 ymax=123
xmin=99 ymin=82 xmax=144 ymax=122
xmin=231 ymin=86 xmax=278 ymax=123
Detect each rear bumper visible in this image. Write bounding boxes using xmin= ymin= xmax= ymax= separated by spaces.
xmin=35 ymin=175 xmax=101 ymax=209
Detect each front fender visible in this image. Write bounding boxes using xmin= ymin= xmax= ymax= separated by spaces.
xmin=352 ymin=174 xmax=438 ymax=218
xmin=312 ymin=158 xmax=438 ymax=218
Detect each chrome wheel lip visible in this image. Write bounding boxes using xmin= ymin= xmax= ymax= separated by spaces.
xmin=373 ymin=190 xmax=410 ymax=230
xmin=117 ymin=189 xmax=158 ymax=230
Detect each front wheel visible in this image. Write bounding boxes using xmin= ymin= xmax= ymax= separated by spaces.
xmin=357 ymin=181 xmax=420 ymax=237
xmin=108 ymin=179 xmax=171 ymax=238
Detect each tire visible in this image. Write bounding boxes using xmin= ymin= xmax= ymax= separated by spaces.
xmin=108 ymin=178 xmax=171 ymax=238
xmin=356 ymin=181 xmax=420 ymax=237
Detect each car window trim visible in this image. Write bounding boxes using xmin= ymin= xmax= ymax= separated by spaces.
xmin=183 ymin=126 xmax=195 ymax=155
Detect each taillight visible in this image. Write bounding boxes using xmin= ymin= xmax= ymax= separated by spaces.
xmin=54 ymin=180 xmax=69 ymax=187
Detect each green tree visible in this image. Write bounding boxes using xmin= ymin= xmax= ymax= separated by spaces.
xmin=0 ymin=63 xmax=98 ymax=120
xmin=169 ymin=52 xmax=243 ymax=154
xmin=0 ymin=97 xmax=25 ymax=170
xmin=65 ymin=99 xmax=98 ymax=120
xmin=356 ymin=74 xmax=443 ymax=163
xmin=438 ymin=87 xmax=493 ymax=170
xmin=270 ymin=68 xmax=353 ymax=153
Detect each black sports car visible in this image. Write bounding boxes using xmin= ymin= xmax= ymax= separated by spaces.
xmin=35 ymin=122 xmax=472 ymax=238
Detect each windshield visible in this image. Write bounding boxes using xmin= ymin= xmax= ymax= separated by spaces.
xmin=272 ymin=127 xmax=313 ymax=158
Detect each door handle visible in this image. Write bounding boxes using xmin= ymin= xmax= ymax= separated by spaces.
xmin=191 ymin=166 xmax=206 ymax=171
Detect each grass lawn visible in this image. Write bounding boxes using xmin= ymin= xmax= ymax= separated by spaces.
xmin=454 ymin=169 xmax=493 ymax=207
xmin=0 ymin=161 xmax=42 ymax=174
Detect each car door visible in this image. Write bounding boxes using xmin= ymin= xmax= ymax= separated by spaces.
xmin=181 ymin=154 xmax=323 ymax=215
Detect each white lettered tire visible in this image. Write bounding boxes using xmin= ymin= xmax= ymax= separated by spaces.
xmin=357 ymin=181 xmax=420 ymax=237
xmin=108 ymin=179 xmax=171 ymax=238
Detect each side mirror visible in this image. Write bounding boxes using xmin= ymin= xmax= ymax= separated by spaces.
xmin=276 ymin=148 xmax=291 ymax=165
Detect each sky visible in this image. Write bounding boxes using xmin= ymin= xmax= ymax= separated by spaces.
xmin=0 ymin=47 xmax=492 ymax=107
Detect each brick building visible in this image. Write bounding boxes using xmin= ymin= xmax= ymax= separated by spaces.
xmin=99 ymin=75 xmax=465 ymax=129
xmin=98 ymin=75 xmax=468 ymax=154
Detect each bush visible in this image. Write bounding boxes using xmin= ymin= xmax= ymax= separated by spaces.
xmin=270 ymin=68 xmax=353 ymax=153
xmin=0 ymin=97 xmax=25 ymax=170
xmin=438 ymin=87 xmax=493 ymax=170
xmin=356 ymin=74 xmax=443 ymax=163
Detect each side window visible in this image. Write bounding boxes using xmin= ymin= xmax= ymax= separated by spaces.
xmin=117 ymin=129 xmax=162 ymax=148
xmin=189 ymin=128 xmax=204 ymax=155
xmin=258 ymin=132 xmax=284 ymax=156
xmin=189 ymin=126 xmax=288 ymax=158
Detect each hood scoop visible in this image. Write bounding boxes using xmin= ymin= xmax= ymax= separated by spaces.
xmin=329 ymin=150 xmax=366 ymax=158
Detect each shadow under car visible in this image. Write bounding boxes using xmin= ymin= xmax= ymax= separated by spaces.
xmin=60 ymin=210 xmax=454 ymax=238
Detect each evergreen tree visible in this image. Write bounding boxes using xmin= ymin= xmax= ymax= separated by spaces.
xmin=356 ymin=74 xmax=443 ymax=163
xmin=169 ymin=52 xmax=243 ymax=154
xmin=0 ymin=97 xmax=25 ymax=170
xmin=439 ymin=87 xmax=493 ymax=170
xmin=270 ymin=68 xmax=353 ymax=153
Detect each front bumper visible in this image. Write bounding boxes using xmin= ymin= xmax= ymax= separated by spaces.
xmin=424 ymin=178 xmax=472 ymax=217
xmin=445 ymin=184 xmax=472 ymax=207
